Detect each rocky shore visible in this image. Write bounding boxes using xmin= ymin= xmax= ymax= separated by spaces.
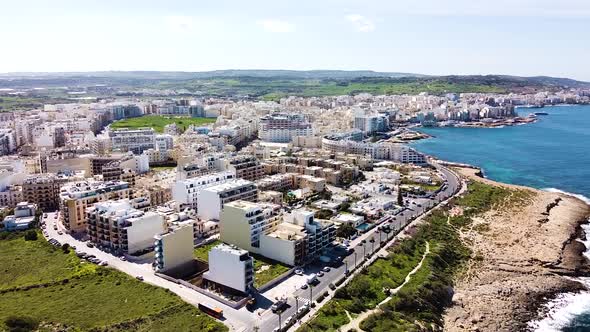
xmin=443 ymin=167 xmax=590 ymax=332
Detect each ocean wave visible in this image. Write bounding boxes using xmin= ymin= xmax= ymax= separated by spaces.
xmin=527 ymin=278 xmax=590 ymax=332
xmin=542 ymin=188 xmax=590 ymax=205
xmin=528 ymin=223 xmax=590 ymax=331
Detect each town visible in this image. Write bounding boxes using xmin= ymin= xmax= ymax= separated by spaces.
xmin=0 ymin=87 xmax=588 ymax=332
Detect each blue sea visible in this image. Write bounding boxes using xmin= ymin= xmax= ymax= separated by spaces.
xmin=410 ymin=105 xmax=590 ymax=199
xmin=410 ymin=105 xmax=590 ymax=331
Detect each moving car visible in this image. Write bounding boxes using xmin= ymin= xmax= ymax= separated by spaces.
xmin=271 ymin=298 xmax=288 ymax=313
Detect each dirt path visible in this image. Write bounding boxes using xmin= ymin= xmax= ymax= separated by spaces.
xmin=340 ymin=241 xmax=431 ymax=332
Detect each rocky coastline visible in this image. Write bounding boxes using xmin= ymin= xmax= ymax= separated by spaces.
xmin=442 ymin=167 xmax=590 ymax=332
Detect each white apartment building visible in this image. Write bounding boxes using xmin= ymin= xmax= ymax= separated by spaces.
xmin=220 ymin=200 xmax=281 ymax=252
xmin=203 ymin=243 xmax=254 ymax=294
xmin=322 ymin=136 xmax=426 ymax=164
xmin=155 ymin=134 xmax=174 ymax=151
xmin=119 ymin=153 xmax=150 ymax=174
xmin=154 ymin=221 xmax=194 ymax=273
xmin=171 ymin=171 xmax=235 ymax=209
xmin=220 ymin=201 xmax=335 ymax=266
xmin=258 ymin=113 xmax=313 ymax=143
xmin=259 ymin=222 xmax=308 ymax=266
xmin=353 ymin=111 xmax=389 ymax=133
xmin=197 ymin=179 xmax=258 ymax=220
xmin=86 ymin=200 xmax=166 ymax=254
xmin=109 ymin=128 xmax=156 ymax=154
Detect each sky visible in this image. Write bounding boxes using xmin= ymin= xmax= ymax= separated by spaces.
xmin=1 ymin=0 xmax=590 ymax=80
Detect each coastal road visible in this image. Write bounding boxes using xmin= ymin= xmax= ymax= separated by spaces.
xmin=256 ymin=165 xmax=461 ymax=332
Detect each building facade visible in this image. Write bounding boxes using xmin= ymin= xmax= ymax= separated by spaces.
xmin=86 ymin=200 xmax=165 ymax=254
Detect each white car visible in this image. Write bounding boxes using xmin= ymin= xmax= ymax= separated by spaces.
xmin=294 ymin=269 xmax=304 ymax=275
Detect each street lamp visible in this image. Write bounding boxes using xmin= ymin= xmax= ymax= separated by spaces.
xmin=361 ymin=240 xmax=366 ymax=258
xmin=277 ymin=311 xmax=282 ymax=330
xmin=354 ymin=251 xmax=357 ymax=268
xmin=295 ymin=295 xmax=300 ymax=312
xmin=369 ymin=238 xmax=375 ymax=253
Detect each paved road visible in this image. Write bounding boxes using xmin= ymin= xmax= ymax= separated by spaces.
xmin=257 ymin=164 xmax=461 ymax=332
xmin=41 ymin=212 xmax=254 ymax=332
xmin=39 ymin=163 xmax=461 ymax=332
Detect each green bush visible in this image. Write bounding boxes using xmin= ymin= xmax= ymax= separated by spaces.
xmin=23 ymin=230 xmax=37 ymax=241
xmin=4 ymin=315 xmax=39 ymax=332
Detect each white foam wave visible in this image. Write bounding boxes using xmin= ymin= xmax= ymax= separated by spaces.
xmin=528 ymin=222 xmax=590 ymax=331
xmin=542 ymin=188 xmax=590 ymax=205
xmin=528 ymin=279 xmax=590 ymax=332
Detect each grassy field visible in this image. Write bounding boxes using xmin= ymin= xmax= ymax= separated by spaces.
xmin=150 ymin=165 xmax=177 ymax=172
xmin=193 ymin=240 xmax=222 ymax=262
xmin=0 ymin=233 xmax=227 ymax=332
xmin=110 ymin=115 xmax=215 ymax=133
xmin=0 ymin=96 xmax=75 ymax=111
xmin=251 ymin=254 xmax=290 ymax=288
xmin=150 ymin=76 xmax=507 ymax=100
xmin=299 ymin=181 xmax=515 ymax=332
xmin=194 ymin=240 xmax=290 ymax=288
xmin=401 ymin=179 xmax=442 ymax=192
xmin=0 ymin=231 xmax=96 ymax=290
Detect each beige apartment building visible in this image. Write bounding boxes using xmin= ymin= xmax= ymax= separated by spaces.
xmin=59 ymin=180 xmax=132 ymax=233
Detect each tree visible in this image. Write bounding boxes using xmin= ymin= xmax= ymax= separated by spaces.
xmin=61 ymin=243 xmax=70 ymax=253
xmin=339 ymin=202 xmax=351 ymax=212
xmin=336 ymin=223 xmax=357 ymax=239
xmin=4 ymin=315 xmax=39 ymax=332
xmin=315 ymin=209 xmax=333 ymax=220
xmin=23 ymin=230 xmax=37 ymax=241
xmin=397 ymin=187 xmax=404 ymax=206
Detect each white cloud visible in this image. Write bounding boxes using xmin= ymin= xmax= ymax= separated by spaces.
xmin=164 ymin=15 xmax=194 ymax=33
xmin=345 ymin=14 xmax=375 ymax=32
xmin=257 ymin=19 xmax=295 ymax=33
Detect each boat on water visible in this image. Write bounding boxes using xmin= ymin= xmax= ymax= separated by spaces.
xmin=534 ymin=112 xmax=549 ymax=115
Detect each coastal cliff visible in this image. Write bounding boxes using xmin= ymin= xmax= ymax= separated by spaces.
xmin=443 ymin=168 xmax=590 ymax=332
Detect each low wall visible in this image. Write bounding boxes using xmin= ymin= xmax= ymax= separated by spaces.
xmin=154 ymin=272 xmax=249 ymax=309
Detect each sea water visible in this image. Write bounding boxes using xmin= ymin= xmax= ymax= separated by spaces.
xmin=410 ymin=105 xmax=590 ymax=331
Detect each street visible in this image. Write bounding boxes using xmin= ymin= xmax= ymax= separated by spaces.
xmin=258 ymin=164 xmax=461 ymax=332
xmin=39 ymin=164 xmax=461 ymax=332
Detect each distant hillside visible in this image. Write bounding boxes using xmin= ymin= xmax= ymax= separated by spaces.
xmin=0 ymin=71 xmax=588 ymax=99
xmin=0 ymin=69 xmax=422 ymax=80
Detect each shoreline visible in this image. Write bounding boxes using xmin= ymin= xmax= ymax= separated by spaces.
xmin=442 ymin=166 xmax=590 ymax=332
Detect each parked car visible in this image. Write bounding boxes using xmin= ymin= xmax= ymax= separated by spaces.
xmin=294 ymin=269 xmax=304 ymax=275
xmin=136 ymin=276 xmax=144 ymax=281
xmin=99 ymin=261 xmax=108 ymax=266
xmin=300 ymin=284 xmax=308 ymax=290
xmin=86 ymin=242 xmax=94 ymax=248
xmin=57 ymin=231 xmax=63 ymax=235
xmin=322 ymin=267 xmax=331 ymax=272
xmin=53 ymin=226 xmax=58 ymax=230
xmin=329 ymin=283 xmax=336 ymax=290
xmin=317 ymin=271 xmax=324 ymax=277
